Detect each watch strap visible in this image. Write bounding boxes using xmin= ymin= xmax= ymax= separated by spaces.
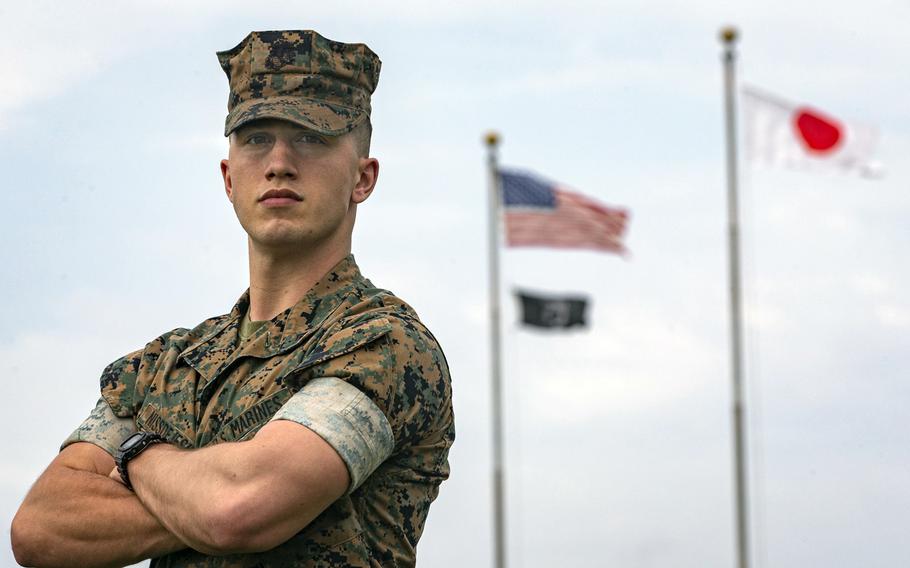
xmin=115 ymin=432 xmax=165 ymax=491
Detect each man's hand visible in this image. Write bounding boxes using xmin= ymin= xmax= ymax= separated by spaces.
xmin=14 ymin=417 xmax=350 ymax=566
xmin=109 ymin=466 xmax=125 ymax=484
xmin=11 ymin=442 xmax=186 ymax=568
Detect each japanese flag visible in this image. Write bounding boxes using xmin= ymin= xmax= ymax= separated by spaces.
xmin=742 ymin=86 xmax=882 ymax=178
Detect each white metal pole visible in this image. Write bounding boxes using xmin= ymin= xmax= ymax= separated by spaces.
xmin=484 ymin=131 xmax=507 ymax=568
xmin=720 ymin=27 xmax=751 ymax=568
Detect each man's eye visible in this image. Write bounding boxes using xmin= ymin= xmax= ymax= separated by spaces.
xmin=297 ymin=134 xmax=327 ymax=145
xmin=245 ymin=134 xmax=271 ymax=145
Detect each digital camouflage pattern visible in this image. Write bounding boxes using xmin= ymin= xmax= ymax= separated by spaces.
xmin=271 ymin=376 xmax=395 ymax=494
xmin=63 ymin=397 xmax=137 ymax=455
xmin=95 ymin=255 xmax=454 ymax=567
xmin=217 ymin=30 xmax=381 ymax=137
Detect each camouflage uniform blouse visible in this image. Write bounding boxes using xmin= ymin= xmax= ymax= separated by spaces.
xmin=65 ymin=255 xmax=454 ymax=567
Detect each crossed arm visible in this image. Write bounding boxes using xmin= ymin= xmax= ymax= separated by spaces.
xmin=11 ymin=420 xmax=349 ymax=567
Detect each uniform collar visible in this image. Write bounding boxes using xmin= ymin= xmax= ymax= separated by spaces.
xmin=180 ymin=254 xmax=366 ymax=381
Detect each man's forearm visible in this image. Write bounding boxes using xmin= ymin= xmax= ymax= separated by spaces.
xmin=126 ymin=440 xmax=291 ymax=555
xmin=125 ymin=420 xmax=349 ymax=555
xmin=12 ymin=447 xmax=185 ymax=567
xmin=125 ymin=443 xmax=241 ymax=554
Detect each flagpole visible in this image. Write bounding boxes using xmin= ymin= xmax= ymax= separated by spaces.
xmin=720 ymin=27 xmax=751 ymax=568
xmin=484 ymin=131 xmax=507 ymax=568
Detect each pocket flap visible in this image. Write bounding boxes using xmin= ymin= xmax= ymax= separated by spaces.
xmin=291 ymin=317 xmax=392 ymax=375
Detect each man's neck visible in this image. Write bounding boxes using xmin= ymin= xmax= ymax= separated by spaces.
xmin=246 ymin=242 xmax=350 ymax=321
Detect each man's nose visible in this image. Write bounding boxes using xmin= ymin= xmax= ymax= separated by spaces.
xmin=265 ymin=140 xmax=298 ymax=180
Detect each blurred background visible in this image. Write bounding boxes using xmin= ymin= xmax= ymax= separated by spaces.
xmin=1 ymin=1 xmax=908 ymax=566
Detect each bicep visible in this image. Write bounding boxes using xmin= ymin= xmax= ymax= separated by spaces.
xmin=54 ymin=396 xmax=135 ymax=477
xmin=54 ymin=441 xmax=116 ymax=476
xmin=253 ymin=419 xmax=350 ymax=496
xmin=228 ymin=420 xmax=349 ymax=550
xmin=217 ymin=377 xmax=395 ymax=552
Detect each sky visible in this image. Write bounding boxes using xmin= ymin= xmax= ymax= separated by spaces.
xmin=1 ymin=1 xmax=908 ymax=567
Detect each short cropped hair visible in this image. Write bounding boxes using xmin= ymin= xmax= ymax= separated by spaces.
xmin=351 ymin=118 xmax=372 ymax=157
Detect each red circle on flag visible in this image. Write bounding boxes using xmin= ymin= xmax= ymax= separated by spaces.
xmin=793 ymin=108 xmax=842 ymax=153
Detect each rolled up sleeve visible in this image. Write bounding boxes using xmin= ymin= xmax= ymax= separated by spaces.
xmin=270 ymin=377 xmax=395 ymax=493
xmin=61 ymin=397 xmax=137 ymax=456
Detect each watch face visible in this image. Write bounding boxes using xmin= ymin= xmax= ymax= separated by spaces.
xmin=121 ymin=432 xmax=146 ymax=451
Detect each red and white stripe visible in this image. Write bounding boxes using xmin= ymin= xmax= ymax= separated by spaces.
xmin=505 ymin=188 xmax=629 ymax=254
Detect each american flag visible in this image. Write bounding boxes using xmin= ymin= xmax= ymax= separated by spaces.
xmin=500 ymin=169 xmax=629 ymax=254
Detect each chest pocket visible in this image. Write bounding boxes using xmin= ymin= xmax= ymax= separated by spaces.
xmin=287 ymin=316 xmax=393 ymax=383
xmin=211 ymin=317 xmax=393 ymax=444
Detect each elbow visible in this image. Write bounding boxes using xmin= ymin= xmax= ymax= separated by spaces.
xmin=198 ymin=501 xmax=250 ymax=555
xmin=11 ymin=511 xmax=43 ymax=567
xmin=197 ymin=491 xmax=279 ymax=555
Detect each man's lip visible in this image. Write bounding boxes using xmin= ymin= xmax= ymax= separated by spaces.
xmin=258 ymin=189 xmax=302 ymax=202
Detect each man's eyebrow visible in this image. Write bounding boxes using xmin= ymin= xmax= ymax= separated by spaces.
xmin=236 ymin=127 xmax=268 ymax=137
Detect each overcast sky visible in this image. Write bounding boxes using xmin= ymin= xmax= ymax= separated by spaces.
xmin=1 ymin=1 xmax=908 ymax=567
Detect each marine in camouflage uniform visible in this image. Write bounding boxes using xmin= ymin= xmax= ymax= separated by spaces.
xmin=12 ymin=30 xmax=453 ymax=568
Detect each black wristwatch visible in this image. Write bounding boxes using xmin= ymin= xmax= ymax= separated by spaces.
xmin=115 ymin=432 xmax=165 ymax=491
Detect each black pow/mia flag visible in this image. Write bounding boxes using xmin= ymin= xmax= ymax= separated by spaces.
xmin=515 ymin=290 xmax=589 ymax=329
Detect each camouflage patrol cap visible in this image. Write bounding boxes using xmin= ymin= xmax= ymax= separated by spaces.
xmin=217 ymin=30 xmax=381 ymax=137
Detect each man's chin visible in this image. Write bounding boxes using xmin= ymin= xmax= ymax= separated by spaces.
xmin=247 ymin=230 xmax=322 ymax=254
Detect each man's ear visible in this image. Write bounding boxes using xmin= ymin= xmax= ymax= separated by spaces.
xmin=221 ymin=159 xmax=233 ymax=203
xmin=351 ymin=157 xmax=379 ymax=204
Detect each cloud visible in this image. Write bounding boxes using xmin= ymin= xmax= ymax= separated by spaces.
xmin=874 ymin=304 xmax=910 ymax=328
xmin=511 ymin=311 xmax=720 ymax=424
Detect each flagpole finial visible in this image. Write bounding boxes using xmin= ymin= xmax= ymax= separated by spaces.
xmin=720 ymin=26 xmax=739 ymax=45
xmin=484 ymin=131 xmax=501 ymax=148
